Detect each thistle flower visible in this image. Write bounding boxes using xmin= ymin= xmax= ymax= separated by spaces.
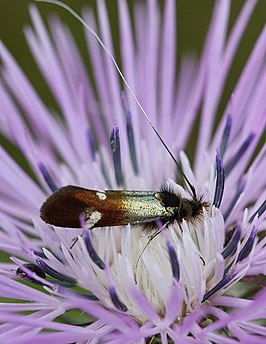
xmin=0 ymin=1 xmax=266 ymax=343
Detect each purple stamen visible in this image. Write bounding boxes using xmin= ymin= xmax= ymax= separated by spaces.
xmin=157 ymin=220 xmax=180 ymax=281
xmin=222 ymin=225 xmax=241 ymax=259
xmin=105 ymin=263 xmax=127 ymax=312
xmin=202 ymin=272 xmax=235 ymax=302
xmin=236 ymin=226 xmax=258 ymax=262
xmin=220 ymin=114 xmax=232 ymax=158
xmin=121 ymin=91 xmax=139 ymax=175
xmin=38 ymin=162 xmax=58 ymax=192
xmin=225 ymin=132 xmax=255 ymax=175
xmin=33 ymin=250 xmax=47 ymax=259
xmin=224 ymin=226 xmax=257 ymax=275
xmin=87 ymin=128 xmax=97 ymax=161
xmin=167 ymin=241 xmax=180 ymax=282
xmin=84 ymin=229 xmax=106 ymax=270
xmin=109 ymin=286 xmax=128 ymax=312
xmin=36 ymin=258 xmax=77 ymax=285
xmin=223 ymin=261 xmax=233 ymax=276
xmin=16 ymin=263 xmax=46 ymax=285
xmin=224 ymin=179 xmax=246 ymax=221
xmin=249 ymin=199 xmax=266 ymax=223
xmin=213 ymin=151 xmax=225 ymax=208
xmin=110 ymin=126 xmax=124 ymax=186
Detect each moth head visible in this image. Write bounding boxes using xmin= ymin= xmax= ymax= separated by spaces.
xmin=180 ymin=201 xmax=194 ymax=220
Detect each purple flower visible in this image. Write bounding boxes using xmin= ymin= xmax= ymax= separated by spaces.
xmin=0 ymin=1 xmax=266 ymax=342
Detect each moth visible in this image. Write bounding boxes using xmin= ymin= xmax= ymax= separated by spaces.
xmin=38 ymin=2 xmax=209 ymax=235
xmin=40 ymin=184 xmax=207 ymax=230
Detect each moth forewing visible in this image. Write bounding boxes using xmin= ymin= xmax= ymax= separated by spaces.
xmin=40 ymin=185 xmax=178 ymax=229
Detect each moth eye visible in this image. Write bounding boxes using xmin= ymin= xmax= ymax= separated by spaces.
xmin=181 ymin=203 xmax=193 ymax=220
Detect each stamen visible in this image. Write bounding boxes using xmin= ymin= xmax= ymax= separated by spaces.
xmin=38 ymin=162 xmax=58 ymax=192
xmin=84 ymin=229 xmax=106 ymax=270
xmin=166 ymin=240 xmax=180 ymax=282
xmin=202 ymin=272 xmax=235 ymax=302
xmin=223 ymin=261 xmax=233 ymax=276
xmin=224 ymin=179 xmax=246 ymax=221
xmin=105 ymin=264 xmax=128 ymax=312
xmin=224 ymin=226 xmax=257 ymax=275
xmin=236 ymin=226 xmax=258 ymax=262
xmin=109 ymin=286 xmax=128 ymax=312
xmin=249 ymin=199 xmax=266 ymax=223
xmin=36 ymin=258 xmax=77 ymax=285
xmin=87 ymin=128 xmax=97 ymax=161
xmin=213 ymin=151 xmax=225 ymax=208
xmin=16 ymin=263 xmax=46 ymax=284
xmin=33 ymin=250 xmax=47 ymax=259
xmin=121 ymin=92 xmax=139 ymax=175
xmin=222 ymin=225 xmax=241 ymax=259
xmin=220 ymin=114 xmax=232 ymax=158
xmin=110 ymin=126 xmax=124 ymax=186
xmin=225 ymin=132 xmax=255 ymax=175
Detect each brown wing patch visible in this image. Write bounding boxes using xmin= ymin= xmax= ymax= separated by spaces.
xmin=40 ymin=185 xmax=127 ymax=228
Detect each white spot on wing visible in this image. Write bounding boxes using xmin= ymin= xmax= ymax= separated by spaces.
xmin=86 ymin=211 xmax=102 ymax=228
xmin=96 ymin=191 xmax=107 ymax=200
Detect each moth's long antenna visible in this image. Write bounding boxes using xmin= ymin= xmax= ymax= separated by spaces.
xmin=36 ymin=0 xmax=196 ymax=198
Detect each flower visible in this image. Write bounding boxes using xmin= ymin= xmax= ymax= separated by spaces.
xmin=0 ymin=0 xmax=266 ymax=343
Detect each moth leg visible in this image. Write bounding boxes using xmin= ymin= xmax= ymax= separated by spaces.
xmin=134 ymin=222 xmax=169 ymax=283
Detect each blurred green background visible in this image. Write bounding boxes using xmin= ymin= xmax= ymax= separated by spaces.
xmin=0 ymin=0 xmax=265 ymax=96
